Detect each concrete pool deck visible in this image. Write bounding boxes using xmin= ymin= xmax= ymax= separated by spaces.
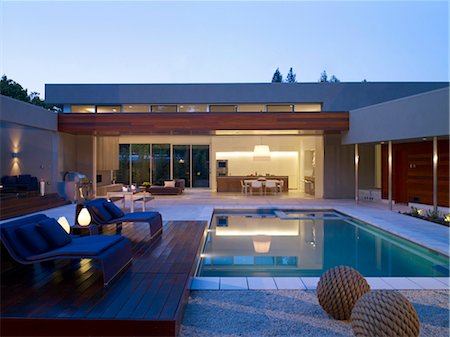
xmin=3 ymin=189 xmax=449 ymax=291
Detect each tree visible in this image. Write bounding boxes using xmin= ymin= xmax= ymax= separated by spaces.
xmin=0 ymin=75 xmax=29 ymax=102
xmin=0 ymin=75 xmax=60 ymax=111
xmin=271 ymin=68 xmax=283 ymax=83
xmin=285 ymin=67 xmax=297 ymax=83
xmin=329 ymin=75 xmax=340 ymax=83
xmin=319 ymin=70 xmax=328 ymax=82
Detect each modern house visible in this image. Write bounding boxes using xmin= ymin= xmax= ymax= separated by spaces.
xmin=1 ymin=81 xmax=449 ymax=209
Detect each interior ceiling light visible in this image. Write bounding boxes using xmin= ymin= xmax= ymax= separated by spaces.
xmin=253 ymin=145 xmax=271 ymax=161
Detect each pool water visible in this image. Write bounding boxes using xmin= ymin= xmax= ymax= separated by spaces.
xmin=197 ymin=209 xmax=449 ymax=277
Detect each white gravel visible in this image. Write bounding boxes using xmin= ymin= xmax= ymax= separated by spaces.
xmin=180 ymin=290 xmax=449 ymax=337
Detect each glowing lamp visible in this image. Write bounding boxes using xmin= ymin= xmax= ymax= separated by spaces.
xmin=253 ymin=145 xmax=271 ymax=161
xmin=77 ymin=207 xmax=91 ymax=226
xmin=252 ymin=235 xmax=271 ymax=253
xmin=57 ymin=216 xmax=71 ymax=233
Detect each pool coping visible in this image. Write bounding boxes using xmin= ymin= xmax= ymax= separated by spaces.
xmin=190 ymin=276 xmax=450 ymax=290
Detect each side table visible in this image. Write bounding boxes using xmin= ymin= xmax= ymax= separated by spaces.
xmin=71 ymin=224 xmax=99 ymax=236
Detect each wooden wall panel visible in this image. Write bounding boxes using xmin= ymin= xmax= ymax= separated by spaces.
xmin=381 ymin=139 xmax=449 ymax=207
xmin=58 ymin=112 xmax=349 ymax=134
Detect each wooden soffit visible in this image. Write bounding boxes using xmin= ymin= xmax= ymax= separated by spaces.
xmin=58 ymin=112 xmax=349 ymax=135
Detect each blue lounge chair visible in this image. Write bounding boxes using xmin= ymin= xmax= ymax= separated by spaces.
xmin=76 ymin=198 xmax=163 ymax=239
xmin=0 ymin=214 xmax=132 ymax=286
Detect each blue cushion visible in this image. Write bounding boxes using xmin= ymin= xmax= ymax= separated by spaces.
xmin=90 ymin=204 xmax=114 ymax=223
xmin=37 ymin=218 xmax=72 ymax=248
xmin=103 ymin=202 xmax=125 ymax=219
xmin=18 ymin=174 xmax=32 ymax=184
xmin=16 ymin=224 xmax=50 ymax=254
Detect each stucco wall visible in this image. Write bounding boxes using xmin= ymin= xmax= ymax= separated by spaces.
xmin=342 ymin=87 xmax=449 ymax=144
xmin=323 ymin=134 xmax=355 ymax=199
xmin=0 ymin=121 xmax=59 ymax=193
xmin=0 ymin=96 xmax=59 ymax=193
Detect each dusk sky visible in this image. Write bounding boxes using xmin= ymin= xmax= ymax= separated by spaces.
xmin=1 ymin=1 xmax=448 ymax=96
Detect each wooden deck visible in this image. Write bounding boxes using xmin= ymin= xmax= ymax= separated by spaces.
xmin=1 ymin=220 xmax=207 ymax=337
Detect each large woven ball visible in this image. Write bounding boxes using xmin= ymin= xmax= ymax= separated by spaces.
xmin=351 ymin=290 xmax=420 ymax=337
xmin=317 ymin=266 xmax=370 ymax=320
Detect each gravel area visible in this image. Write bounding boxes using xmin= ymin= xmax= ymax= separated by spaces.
xmin=180 ymin=290 xmax=449 ymax=337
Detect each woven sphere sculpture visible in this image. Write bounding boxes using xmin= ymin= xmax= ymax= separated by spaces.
xmin=351 ymin=290 xmax=420 ymax=337
xmin=317 ymin=266 xmax=370 ymax=320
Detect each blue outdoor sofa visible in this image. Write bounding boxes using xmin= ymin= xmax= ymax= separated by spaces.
xmin=76 ymin=198 xmax=163 ymax=239
xmin=0 ymin=214 xmax=132 ymax=286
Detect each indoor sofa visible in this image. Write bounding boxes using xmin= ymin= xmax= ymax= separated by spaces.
xmin=76 ymin=198 xmax=163 ymax=239
xmin=147 ymin=179 xmax=185 ymax=195
xmin=1 ymin=174 xmax=39 ymax=194
xmin=0 ymin=214 xmax=132 ymax=286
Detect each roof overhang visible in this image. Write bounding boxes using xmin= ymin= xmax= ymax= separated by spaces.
xmin=58 ymin=112 xmax=349 ymax=135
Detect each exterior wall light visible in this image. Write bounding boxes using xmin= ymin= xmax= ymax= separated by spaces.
xmin=77 ymin=207 xmax=92 ymax=226
xmin=11 ymin=152 xmax=18 ymax=158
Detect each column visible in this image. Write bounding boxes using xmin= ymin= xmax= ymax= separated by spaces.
xmin=388 ymin=141 xmax=393 ymax=210
xmin=433 ymin=137 xmax=438 ymax=212
xmin=355 ymin=143 xmax=359 ymax=204
xmin=92 ymin=134 xmax=97 ymax=197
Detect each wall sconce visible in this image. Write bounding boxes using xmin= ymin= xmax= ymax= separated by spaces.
xmin=57 ymin=216 xmax=71 ymax=234
xmin=77 ymin=207 xmax=92 ymax=226
xmin=11 ymin=152 xmax=18 ymax=158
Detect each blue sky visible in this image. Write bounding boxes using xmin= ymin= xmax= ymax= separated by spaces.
xmin=1 ymin=1 xmax=448 ymax=95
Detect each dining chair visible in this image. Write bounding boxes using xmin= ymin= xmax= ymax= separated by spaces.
xmin=250 ymin=180 xmax=263 ymax=195
xmin=264 ymin=180 xmax=279 ymax=194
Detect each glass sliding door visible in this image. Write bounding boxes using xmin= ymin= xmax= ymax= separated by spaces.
xmin=116 ymin=144 xmax=130 ymax=185
xmin=152 ymin=144 xmax=170 ymax=185
xmin=173 ymin=145 xmax=191 ymax=187
xmin=131 ymin=144 xmax=150 ymax=185
xmin=192 ymin=145 xmax=210 ymax=187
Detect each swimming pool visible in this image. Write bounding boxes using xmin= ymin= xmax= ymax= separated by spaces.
xmin=197 ymin=209 xmax=449 ymax=277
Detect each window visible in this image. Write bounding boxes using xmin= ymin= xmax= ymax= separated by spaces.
xmin=294 ymin=103 xmax=322 ymax=112
xmin=238 ymin=104 xmax=266 ymax=112
xmin=122 ymin=104 xmax=151 ymax=112
xmin=173 ymin=145 xmax=191 ymax=187
xmin=209 ymin=105 xmax=237 ymax=112
xmin=178 ymin=104 xmax=207 ymax=112
xmin=151 ymin=105 xmax=177 ymax=112
xmin=96 ymin=106 xmax=121 ymax=113
xmin=266 ymin=105 xmax=294 ymax=112
xmin=71 ymin=105 xmax=95 ymax=113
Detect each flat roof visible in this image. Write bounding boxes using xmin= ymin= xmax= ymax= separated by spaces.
xmin=45 ymin=82 xmax=449 ymax=111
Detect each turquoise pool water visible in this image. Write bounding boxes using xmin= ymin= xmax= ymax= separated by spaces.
xmin=197 ymin=209 xmax=449 ymax=277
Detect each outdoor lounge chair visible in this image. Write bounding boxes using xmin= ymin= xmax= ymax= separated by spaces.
xmin=0 ymin=214 xmax=132 ymax=286
xmin=76 ymin=198 xmax=163 ymax=239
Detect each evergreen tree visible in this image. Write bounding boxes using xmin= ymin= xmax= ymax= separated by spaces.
xmin=319 ymin=70 xmax=328 ymax=82
xmin=329 ymin=75 xmax=340 ymax=83
xmin=271 ymin=68 xmax=283 ymax=82
xmin=285 ymin=67 xmax=297 ymax=83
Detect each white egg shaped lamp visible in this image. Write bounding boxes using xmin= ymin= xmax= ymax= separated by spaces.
xmin=57 ymin=216 xmax=71 ymax=234
xmin=77 ymin=207 xmax=92 ymax=227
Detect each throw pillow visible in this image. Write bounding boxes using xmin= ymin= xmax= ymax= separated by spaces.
xmin=16 ymin=224 xmax=51 ymax=254
xmin=104 ymin=201 xmax=125 ymax=218
xmin=91 ymin=204 xmax=114 ymax=223
xmin=37 ymin=218 xmax=72 ymax=249
xmin=164 ymin=180 xmax=176 ymax=188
